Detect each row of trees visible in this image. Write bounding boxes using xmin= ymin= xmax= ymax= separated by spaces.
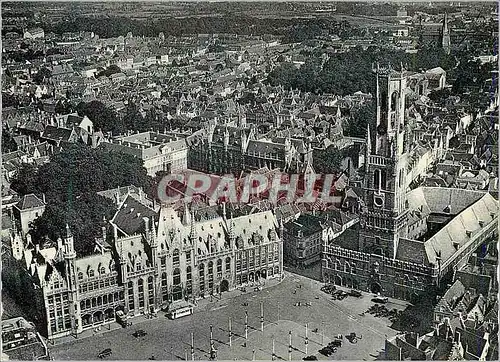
xmin=268 ymin=46 xmax=457 ymax=96
xmin=76 ymin=100 xmax=169 ymax=135
xmin=10 ymin=144 xmax=153 ymax=256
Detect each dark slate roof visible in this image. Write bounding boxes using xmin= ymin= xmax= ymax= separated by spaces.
xmin=41 ymin=125 xmax=73 ymax=141
xmin=15 ymin=194 xmax=45 ymax=210
xmin=112 ymin=195 xmax=158 ymax=236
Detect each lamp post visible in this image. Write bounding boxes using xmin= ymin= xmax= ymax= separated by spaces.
xmin=272 ymin=337 xmax=275 ymax=361
xmin=191 ymin=332 xmax=195 ymax=361
xmin=245 ymin=310 xmax=248 ymax=342
xmin=260 ymin=301 xmax=264 ymax=332
xmin=210 ymin=324 xmax=214 ymax=350
xmin=305 ymin=324 xmax=308 ymax=355
xmin=229 ymin=317 xmax=232 ymax=347
xmin=288 ymin=331 xmax=292 ymax=361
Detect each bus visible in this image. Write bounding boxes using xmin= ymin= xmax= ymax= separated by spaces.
xmin=168 ymin=305 xmax=193 ymax=320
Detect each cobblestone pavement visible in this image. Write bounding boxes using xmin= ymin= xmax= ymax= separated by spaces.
xmin=49 ymin=272 xmax=409 ymax=360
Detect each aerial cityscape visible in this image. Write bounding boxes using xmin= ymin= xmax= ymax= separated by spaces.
xmin=1 ymin=1 xmax=498 ymax=361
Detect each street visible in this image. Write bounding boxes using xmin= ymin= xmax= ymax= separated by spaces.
xmin=49 ymin=273 xmax=408 ymax=360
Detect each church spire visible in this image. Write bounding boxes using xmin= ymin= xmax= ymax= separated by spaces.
xmin=442 ymin=12 xmax=451 ymax=55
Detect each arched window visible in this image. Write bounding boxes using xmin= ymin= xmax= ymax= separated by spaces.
xmin=88 ymin=269 xmax=95 ymax=278
xmin=173 ymin=249 xmax=180 ymax=266
xmin=160 ymin=256 xmax=166 ymax=268
xmin=352 ymin=263 xmax=357 ymax=275
xmin=148 ymin=276 xmax=154 ymax=306
xmin=128 ymin=281 xmax=135 ymax=310
xmin=390 ymin=91 xmax=398 ymax=112
xmin=208 ymin=261 xmax=214 ymax=275
xmin=199 ymin=263 xmax=205 ymax=277
xmin=225 ymin=257 xmax=231 ymax=272
xmin=173 ymin=268 xmax=181 ymax=286
xmin=99 ymin=266 xmax=106 ymax=275
xmin=335 ymin=261 xmax=342 ymax=271
xmin=78 ymin=272 xmax=84 ymax=280
xmin=374 ymin=169 xmax=381 ymax=190
xmin=217 ymin=259 xmax=222 ymax=273
xmin=186 ymin=266 xmax=192 ymax=281
xmin=161 ymin=272 xmax=168 ymax=302
xmin=345 ymin=263 xmax=351 ymax=274
xmin=138 ymin=279 xmax=144 ymax=308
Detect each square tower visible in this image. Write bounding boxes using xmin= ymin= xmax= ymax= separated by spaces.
xmin=359 ymin=66 xmax=409 ymax=259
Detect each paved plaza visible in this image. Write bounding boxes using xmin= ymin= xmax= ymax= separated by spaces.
xmin=49 ymin=272 xmax=409 ymax=360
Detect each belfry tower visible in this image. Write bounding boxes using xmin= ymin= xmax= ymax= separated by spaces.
xmin=441 ymin=13 xmax=451 ymax=55
xmin=359 ymin=65 xmax=409 ymax=259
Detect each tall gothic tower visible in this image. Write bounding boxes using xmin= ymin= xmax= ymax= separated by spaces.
xmin=359 ymin=65 xmax=409 ymax=259
xmin=63 ymin=224 xmax=80 ymax=334
xmin=441 ymin=13 xmax=451 ymax=55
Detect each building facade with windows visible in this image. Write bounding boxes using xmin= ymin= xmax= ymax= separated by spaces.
xmin=321 ymin=67 xmax=498 ymax=301
xmin=4 ymin=198 xmax=283 ymax=340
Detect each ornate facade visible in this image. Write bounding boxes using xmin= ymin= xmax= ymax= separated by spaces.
xmin=322 ymin=68 xmax=499 ymax=300
xmin=5 ymin=199 xmax=283 ymax=340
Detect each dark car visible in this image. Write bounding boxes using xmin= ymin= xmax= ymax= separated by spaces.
xmin=329 ymin=339 xmax=343 ymax=348
xmin=319 ymin=346 xmax=337 ymax=356
xmin=303 ymin=355 xmax=318 ymax=361
xmin=132 ymin=329 xmax=147 ymax=338
xmin=349 ymin=289 xmax=362 ymax=298
xmin=98 ymin=349 xmax=112 ymax=359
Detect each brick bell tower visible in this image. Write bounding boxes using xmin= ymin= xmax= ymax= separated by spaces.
xmin=359 ymin=64 xmax=410 ymax=259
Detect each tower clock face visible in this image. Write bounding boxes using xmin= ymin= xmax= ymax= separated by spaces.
xmin=374 ymin=195 xmax=384 ymax=208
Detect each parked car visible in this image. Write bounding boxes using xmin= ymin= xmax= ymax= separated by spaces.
xmin=132 ymin=329 xmax=147 ymax=338
xmin=372 ymin=296 xmax=389 ymax=303
xmin=319 ymin=346 xmax=337 ymax=356
xmin=329 ymin=339 xmax=342 ymax=348
xmin=98 ymin=349 xmax=112 ymax=359
xmin=349 ymin=289 xmax=362 ymax=298
xmin=303 ymin=355 xmax=318 ymax=361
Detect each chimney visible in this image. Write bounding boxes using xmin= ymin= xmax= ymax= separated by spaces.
xmin=42 ymin=193 xmax=46 ymax=204
xmin=102 ymin=226 xmax=107 ymax=242
xmin=143 ymin=217 xmax=149 ymax=232
xmin=113 ymin=223 xmax=118 ymax=240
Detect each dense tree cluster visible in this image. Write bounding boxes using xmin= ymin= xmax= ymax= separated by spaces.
xmin=313 ymin=146 xmax=344 ymax=175
xmin=43 ymin=15 xmax=295 ymax=39
xmin=96 ymin=64 xmax=122 ymax=78
xmin=10 ymin=144 xmax=153 ymax=255
xmin=76 ymin=100 xmax=124 ymax=135
xmin=2 ymin=132 xmax=18 ymax=153
xmin=267 ymin=46 xmax=457 ymax=96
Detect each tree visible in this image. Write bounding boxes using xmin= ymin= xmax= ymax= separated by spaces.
xmin=11 ymin=144 xmax=153 ymax=255
xmin=32 ymin=67 xmax=52 ymax=83
xmin=96 ymin=64 xmax=122 ymax=78
xmin=2 ymin=132 xmax=18 ymax=154
xmin=313 ymin=146 xmax=344 ymax=174
xmin=344 ymin=101 xmax=376 ymax=138
xmin=10 ymin=163 xmax=38 ymax=195
xmin=76 ymin=100 xmax=125 ymax=134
